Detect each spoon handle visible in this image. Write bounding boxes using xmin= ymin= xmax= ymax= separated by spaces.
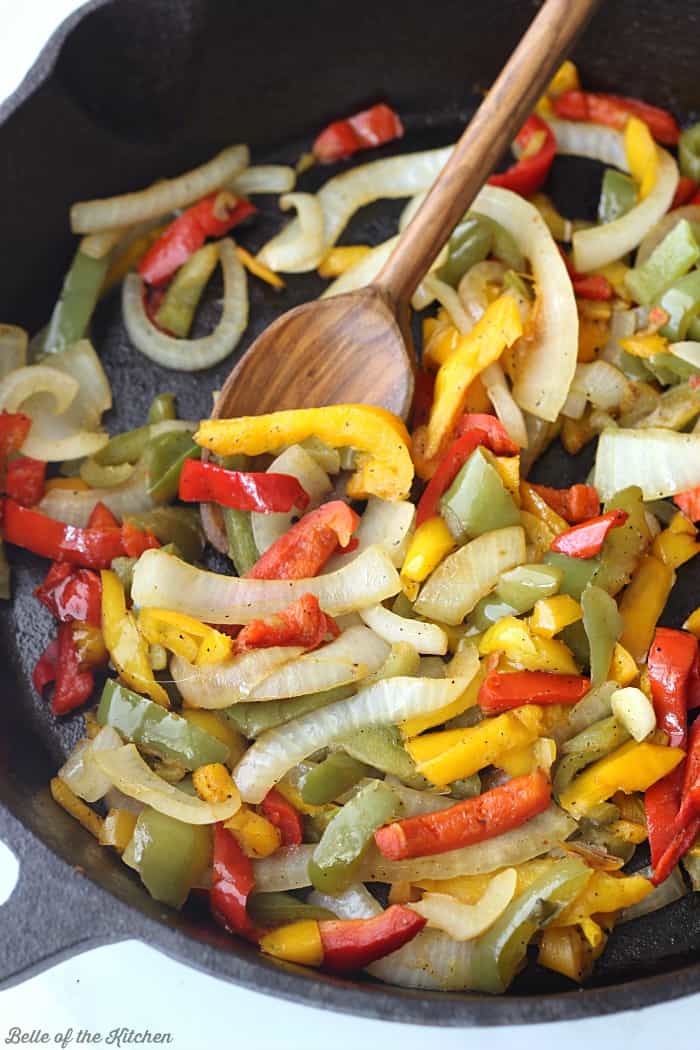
xmin=374 ymin=0 xmax=601 ymax=305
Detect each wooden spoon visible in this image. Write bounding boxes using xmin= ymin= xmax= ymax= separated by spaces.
xmin=204 ymin=0 xmax=600 ymax=549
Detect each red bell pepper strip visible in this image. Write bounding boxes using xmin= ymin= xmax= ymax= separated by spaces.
xmin=529 ymin=483 xmax=600 ymax=525
xmin=374 ymin=771 xmax=551 ymax=860
xmin=0 ymin=412 xmax=31 ymax=467
xmin=34 ymin=562 xmax=102 ymax=626
xmin=235 ymin=593 xmax=338 ymax=654
xmin=4 ymin=500 xmax=126 ymax=569
xmin=559 ymin=246 xmax=613 ymax=301
xmin=318 ymin=905 xmax=425 ymax=973
xmin=50 ymin=622 xmax=95 ymax=716
xmin=32 ymin=638 xmax=59 ymax=695
xmin=119 ymin=521 xmax=161 ymax=558
xmin=652 ymin=721 xmax=700 ymax=885
xmin=478 ymin=670 xmax=590 ymax=715
xmin=415 ymin=414 xmax=518 ymax=528
xmin=552 ymin=91 xmax=680 ymax=146
xmin=411 ymin=369 xmax=435 ymax=431
xmin=673 ymin=486 xmax=700 ymax=523
xmin=178 ymin=459 xmax=310 ymax=514
xmin=139 ymin=192 xmax=257 ymax=287
xmin=313 ymin=103 xmax=404 ymax=164
xmin=692 ymin=190 xmax=700 ymax=206
xmin=88 ymin=502 xmax=120 ymax=529
xmin=671 ymin=176 xmax=699 ymax=210
xmin=210 ymin=822 xmax=260 ymax=942
xmin=645 ymin=768 xmax=685 ymax=872
xmin=245 ymin=500 xmax=359 ymax=581
xmin=647 ymin=627 xmax=697 ymax=748
xmin=259 ymin=788 xmax=303 ymax=847
xmin=5 ymin=456 xmax=46 ymax=506
xmin=488 ymin=115 xmax=557 ymax=197
xmin=549 ymin=509 xmax=628 ymax=559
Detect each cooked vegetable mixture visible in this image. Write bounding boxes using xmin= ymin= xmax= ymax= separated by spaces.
xmin=5 ymin=64 xmax=700 ymax=993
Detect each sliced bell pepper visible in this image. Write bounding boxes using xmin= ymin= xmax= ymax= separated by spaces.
xmin=598 ymin=169 xmax=638 ymax=224
xmin=411 ymin=368 xmax=435 ymax=431
xmin=647 ymin=627 xmax=698 ymax=748
xmin=120 ymin=520 xmax=161 ymax=558
xmin=478 ymin=670 xmax=590 ymax=715
xmin=5 ymin=456 xmax=46 ymax=506
xmin=0 ymin=412 xmax=31 ymax=479
xmin=559 ymin=739 xmax=685 ymax=818
xmin=552 ymin=91 xmax=680 ymax=146
xmin=4 ymin=499 xmax=126 ymax=570
xmin=319 ymin=905 xmax=425 ymax=973
xmin=43 ymin=249 xmax=111 ymax=356
xmin=196 ymin=405 xmax=413 ymax=503
xmin=34 ymin=562 xmax=102 ymax=626
xmin=312 ymin=103 xmax=404 ymax=164
xmin=100 ymin=569 xmax=169 ymax=706
xmin=301 ymin=752 xmax=373 ymax=807
xmin=40 ymin=621 xmax=95 ymax=716
xmin=653 ymin=719 xmax=700 ymax=884
xmin=310 ymin=780 xmax=399 ymax=893
xmin=674 ymin=486 xmax=700 ymax=523
xmin=154 ymin=242 xmax=220 ymax=337
xmin=529 ymin=484 xmax=600 ymax=526
xmin=139 ymin=191 xmax=257 ymax=286
xmin=259 ymin=788 xmax=304 ymax=847
xmin=245 ymin=500 xmax=359 ymax=580
xmin=178 ymin=458 xmax=310 ymax=513
xmin=671 ymin=176 xmax=699 ymax=210
xmin=581 ymin=584 xmax=623 ymax=686
xmin=550 ymin=510 xmax=628 ymax=559
xmin=124 ymin=806 xmax=211 ymax=910
xmin=624 ymin=116 xmax=658 ymax=200
xmin=619 ymin=554 xmax=675 ymax=663
xmin=488 ymin=115 xmax=556 ymax=197
xmin=88 ymin=502 xmax=120 ymax=529
xmin=210 ymin=822 xmax=260 ymax=942
xmin=374 ymin=771 xmax=551 ymax=860
xmin=225 ymin=805 xmax=281 ymax=859
xmin=400 ymin=516 xmax=455 ymax=596
xmin=234 ymin=593 xmax=338 ymax=653
xmin=439 ymin=446 xmax=520 ymax=542
xmin=529 ymin=595 xmax=583 ymax=638
xmin=137 ymin=607 xmax=233 ymax=667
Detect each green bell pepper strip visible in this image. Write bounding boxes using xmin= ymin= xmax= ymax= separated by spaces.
xmin=303 ymin=806 xmax=341 ymax=843
xmin=581 ymin=584 xmax=623 ymax=686
xmin=483 ymin=216 xmax=525 ymax=272
xmin=470 ymin=858 xmax=590 ymax=993
xmin=577 ymin=822 xmax=635 ymax=863
xmin=553 ymin=715 xmax=630 ymax=798
xmin=341 ymin=726 xmax=429 ymax=789
xmin=560 ymin=620 xmax=591 ymax=671
xmin=43 ymin=249 xmax=110 ymax=355
xmin=658 ymin=269 xmax=700 ymax=342
xmin=449 ymin=775 xmax=482 ymax=799
xmin=79 ymin=459 xmax=133 ymax=489
xmin=469 ymin=596 xmax=518 ymax=632
xmin=147 ymin=392 xmax=177 ymax=424
xmin=95 ymin=422 xmax=194 ymax=467
xmin=247 ymin=892 xmax=336 ymax=925
xmin=97 ymin=679 xmax=229 ymax=768
xmin=125 ymin=506 xmax=204 ymax=564
xmin=597 ymin=169 xmax=637 ymax=225
xmin=308 ymin=780 xmax=400 ymax=895
xmin=365 ymin=641 xmax=421 ymax=684
xmin=542 ymin=551 xmax=600 ymax=601
xmin=0 ymin=537 xmax=10 ymax=600
xmin=219 ymin=454 xmax=259 ymax=576
xmin=297 ymin=436 xmax=341 ymax=473
xmin=155 ymin=243 xmax=220 ymax=338
xmin=222 ymin=685 xmax=355 ymax=739
xmin=679 ymin=122 xmax=700 ymax=182
xmin=122 ymin=806 xmax=211 ymax=909
xmin=495 ymin=563 xmax=563 ymax=610
xmin=590 ymin=486 xmax=649 ymax=596
xmin=301 ymin=753 xmax=374 ymax=806
xmin=625 ymin=219 xmax=700 ymax=306
xmin=645 ymin=352 xmax=697 ymax=386
xmin=438 ymin=214 xmax=493 ymax=287
xmin=144 ymin=431 xmax=201 ymax=503
xmin=439 ymin=447 xmax=520 ymax=543
xmin=503 ymin=270 xmax=534 ymax=301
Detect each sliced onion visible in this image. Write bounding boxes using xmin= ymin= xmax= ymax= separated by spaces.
xmin=469 ymin=186 xmax=577 ymax=421
xmin=123 ymin=239 xmax=247 ymax=371
xmin=39 ymin=462 xmax=155 ymax=527
xmin=546 ymin=118 xmax=628 ymax=168
xmin=308 ymin=883 xmax=381 ymax=920
xmin=253 ymin=844 xmax=316 ymax=891
xmin=0 ymin=365 xmax=78 ymax=414
xmin=594 ymin=426 xmax=700 ymax=500
xmin=0 ymin=324 xmax=28 ymax=380
xmin=420 ymin=274 xmax=473 ymax=334
xmin=58 ymin=726 xmax=123 ymax=803
xmin=93 ymin=743 xmax=240 ymax=823
xmin=409 ymin=868 xmax=518 ymax=940
xmin=321 ymin=235 xmax=447 ymax=308
xmin=132 ymin=544 xmax=400 ymax=624
xmin=259 ymin=146 xmax=453 ymax=272
xmin=359 ymin=604 xmax=447 ymax=655
xmin=251 ymin=445 xmax=331 ymax=555
xmin=247 ymin=626 xmax=389 ymax=700
xmin=368 ymin=927 xmax=476 ymax=990
xmin=323 ymin=498 xmax=415 ymax=573
xmin=46 ymin=339 xmax=113 ymax=428
xmin=382 ymin=777 xmax=454 ymax=818
xmin=233 ymin=674 xmax=471 ymax=803
xmin=458 ymin=260 xmax=507 ymax=323
xmin=637 ymin=205 xmax=700 ymax=266
xmin=171 ymin=646 xmax=305 ymax=709
xmin=414 ymin=525 xmax=526 ymax=625
xmin=257 ymin=193 xmax=324 ymax=272
xmin=600 ymin=308 xmax=637 ymax=371
xmin=670 ymin=341 xmax=700 ymax=369
xmin=80 ymin=229 xmax=125 ymax=260
xmin=229 ymin=165 xmax=296 ymax=196
xmin=71 ymin=144 xmax=250 ymax=233
xmin=481 ymin=362 xmax=528 ymax=447
xmin=619 ymin=865 xmax=685 ymax=922
xmin=572 ymin=360 xmax=631 ymax=412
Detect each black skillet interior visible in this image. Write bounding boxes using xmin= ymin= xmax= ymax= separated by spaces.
xmin=1 ymin=0 xmax=700 ymax=1026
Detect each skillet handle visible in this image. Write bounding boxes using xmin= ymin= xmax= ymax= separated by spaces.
xmin=0 ymin=804 xmax=128 ymax=989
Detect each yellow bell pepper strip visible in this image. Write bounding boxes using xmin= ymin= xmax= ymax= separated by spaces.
xmin=479 ymin=615 xmax=580 ymax=674
xmin=618 ymin=555 xmax=676 ymax=662
xmin=619 ymin=332 xmax=669 ymax=359
xmin=181 ymin=710 xmax=247 ymax=767
xmin=400 ymin=663 xmax=486 ymax=739
xmin=669 ymin=512 xmax=696 ymax=536
xmin=50 ymin=777 xmax=103 ymax=840
xmin=235 ymin=245 xmax=285 ymax=289
xmin=406 ymin=705 xmax=543 ymax=785
xmin=558 ymin=739 xmax=685 ymax=818
xmin=538 ymin=926 xmax=601 ymax=983
xmin=192 ymin=762 xmax=239 ymax=805
xmin=100 ymin=570 xmax=169 ymax=706
xmin=138 ymin=607 xmax=233 ymax=666
xmin=260 ymin=920 xmax=325 ymax=966
xmin=423 ymin=295 xmax=523 ymax=461
xmin=423 ymin=318 xmax=460 ymax=371
xmin=100 ymin=808 xmax=138 ymax=852
xmin=520 ymin=482 xmax=569 ymax=536
xmin=685 ymin=607 xmax=700 ymax=638
xmin=606 ymin=818 xmax=648 ymax=844
xmin=553 ymin=870 xmax=653 ymax=927
xmin=498 ymin=737 xmax=557 ymax=777
xmin=546 ymin=59 xmax=581 ymax=99
xmin=400 ymin=516 xmax=455 ymax=594
xmin=491 ymin=454 xmax=520 ymax=501
xmin=610 ymin=643 xmax=639 ymax=686
xmin=652 ymin=519 xmax=700 ymax=569
xmin=520 ymin=510 xmax=556 ymax=560
xmin=195 ymin=405 xmax=413 ymax=502
xmin=224 ymin=805 xmax=282 ymax=859
xmin=317 ymin=245 xmax=372 ymax=278
xmin=44 ymin=476 xmax=91 ymax=493
xmin=530 ymin=596 xmax=583 ymax=639
xmin=624 ymin=115 xmax=658 ymax=200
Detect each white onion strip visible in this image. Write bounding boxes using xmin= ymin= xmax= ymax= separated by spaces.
xmin=71 ymin=144 xmax=250 ymax=234
xmin=359 ymin=604 xmax=447 ymax=656
xmin=257 ymin=193 xmax=324 ymax=272
xmin=324 ymin=498 xmax=415 ymax=574
xmin=122 ymin=239 xmax=247 ymax=371
xmin=229 ymin=165 xmax=296 ymax=196
xmin=251 ymin=445 xmax=331 ymax=556
xmin=594 ymin=426 xmax=700 ymax=500
xmin=0 ymin=324 xmax=28 ymax=380
xmin=171 ymin=646 xmax=305 ymax=709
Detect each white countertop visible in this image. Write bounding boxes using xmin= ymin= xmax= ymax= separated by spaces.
xmin=0 ymin=3 xmax=698 ymax=1046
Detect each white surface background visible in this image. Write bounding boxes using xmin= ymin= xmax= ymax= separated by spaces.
xmin=0 ymin=2 xmax=698 ymax=1047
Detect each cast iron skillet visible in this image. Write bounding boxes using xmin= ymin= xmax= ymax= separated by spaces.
xmin=1 ymin=0 xmax=699 ymax=1026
